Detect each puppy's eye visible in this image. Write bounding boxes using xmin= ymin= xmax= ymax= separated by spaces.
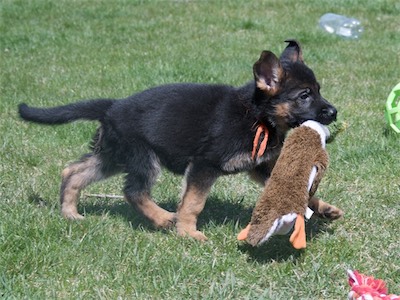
xmin=299 ymin=88 xmax=311 ymax=101
xmin=300 ymin=93 xmax=309 ymax=100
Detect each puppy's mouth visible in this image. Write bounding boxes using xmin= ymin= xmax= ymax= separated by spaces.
xmin=318 ymin=118 xmax=336 ymax=125
xmin=318 ymin=113 xmax=338 ymax=125
xmin=288 ymin=118 xmax=305 ymax=128
xmin=289 ymin=121 xmax=302 ymax=128
xmin=289 ymin=116 xmax=335 ymax=128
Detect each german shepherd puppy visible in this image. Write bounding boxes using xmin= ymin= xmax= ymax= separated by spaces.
xmin=19 ymin=40 xmax=342 ymax=241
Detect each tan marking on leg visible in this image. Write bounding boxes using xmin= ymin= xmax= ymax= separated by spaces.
xmin=309 ymin=196 xmax=344 ymax=220
xmin=125 ymin=192 xmax=176 ymax=229
xmin=176 ymin=165 xmax=217 ymax=241
xmin=60 ymin=155 xmax=105 ymax=220
xmin=176 ymin=185 xmax=209 ymax=241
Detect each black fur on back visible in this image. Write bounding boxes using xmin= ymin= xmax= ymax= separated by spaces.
xmin=103 ymin=82 xmax=270 ymax=174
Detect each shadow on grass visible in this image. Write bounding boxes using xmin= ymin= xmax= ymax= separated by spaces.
xmin=78 ymin=194 xmax=253 ymax=231
xmin=77 ymin=195 xmax=335 ymax=263
xmin=28 ymin=193 xmax=48 ymax=208
xmin=26 ymin=192 xmax=335 ymax=262
xmin=80 ymin=196 xmax=160 ymax=230
xmin=197 ymin=196 xmax=253 ymax=228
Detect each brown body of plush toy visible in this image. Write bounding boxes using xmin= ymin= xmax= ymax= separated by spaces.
xmin=238 ymin=120 xmax=330 ymax=248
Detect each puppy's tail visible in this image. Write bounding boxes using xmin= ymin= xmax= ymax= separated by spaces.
xmin=18 ymin=99 xmax=115 ymax=125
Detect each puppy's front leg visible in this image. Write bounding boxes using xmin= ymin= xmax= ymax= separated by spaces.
xmin=309 ymin=196 xmax=344 ymax=220
xmin=176 ymin=164 xmax=218 ymax=241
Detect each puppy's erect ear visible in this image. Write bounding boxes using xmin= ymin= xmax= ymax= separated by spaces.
xmin=253 ymin=51 xmax=283 ymax=96
xmin=280 ymin=39 xmax=304 ymax=64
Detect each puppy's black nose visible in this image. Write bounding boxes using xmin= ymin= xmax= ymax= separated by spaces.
xmin=323 ymin=107 xmax=337 ymax=121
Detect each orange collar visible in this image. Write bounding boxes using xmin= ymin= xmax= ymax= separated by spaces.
xmin=251 ymin=124 xmax=269 ymax=160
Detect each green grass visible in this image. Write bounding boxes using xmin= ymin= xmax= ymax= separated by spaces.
xmin=1 ymin=0 xmax=399 ymax=298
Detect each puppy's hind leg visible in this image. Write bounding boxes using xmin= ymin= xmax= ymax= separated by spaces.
xmin=60 ymin=154 xmax=115 ymax=220
xmin=124 ymin=151 xmax=176 ymax=229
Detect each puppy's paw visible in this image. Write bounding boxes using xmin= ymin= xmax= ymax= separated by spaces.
xmin=176 ymin=225 xmax=208 ymax=241
xmin=309 ymin=197 xmax=343 ymax=220
xmin=182 ymin=230 xmax=208 ymax=242
xmin=153 ymin=212 xmax=177 ymax=229
xmin=62 ymin=210 xmax=85 ymax=220
xmin=319 ymin=205 xmax=344 ymax=220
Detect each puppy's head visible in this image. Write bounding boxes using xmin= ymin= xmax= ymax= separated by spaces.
xmin=253 ymin=40 xmax=337 ymax=129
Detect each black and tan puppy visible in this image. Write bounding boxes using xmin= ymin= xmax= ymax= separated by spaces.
xmin=19 ymin=40 xmax=341 ymax=241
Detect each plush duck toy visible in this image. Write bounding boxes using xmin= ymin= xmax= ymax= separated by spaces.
xmin=238 ymin=120 xmax=330 ymax=249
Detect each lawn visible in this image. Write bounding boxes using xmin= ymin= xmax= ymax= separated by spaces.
xmin=1 ymin=0 xmax=399 ymax=299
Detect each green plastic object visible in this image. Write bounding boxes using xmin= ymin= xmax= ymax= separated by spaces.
xmin=385 ymin=83 xmax=400 ymax=133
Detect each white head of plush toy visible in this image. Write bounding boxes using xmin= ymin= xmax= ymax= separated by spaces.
xmin=238 ymin=120 xmax=330 ymax=249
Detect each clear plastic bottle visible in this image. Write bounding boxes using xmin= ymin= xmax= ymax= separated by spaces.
xmin=319 ymin=13 xmax=364 ymax=39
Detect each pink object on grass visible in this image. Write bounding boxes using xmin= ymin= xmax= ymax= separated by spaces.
xmin=347 ymin=270 xmax=399 ymax=300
